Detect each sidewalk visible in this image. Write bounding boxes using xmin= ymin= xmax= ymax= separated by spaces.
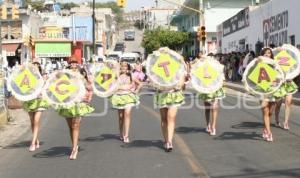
xmin=224 ymin=81 xmax=300 ymax=106
xmin=0 ymin=109 xmax=29 ymax=148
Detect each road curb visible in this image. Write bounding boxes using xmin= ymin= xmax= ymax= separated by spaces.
xmin=224 ymin=82 xmax=300 ymax=106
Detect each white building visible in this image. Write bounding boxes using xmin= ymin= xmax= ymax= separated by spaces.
xmin=142 ymin=7 xmax=177 ymax=30
xmin=71 ymin=4 xmax=116 ymax=54
xmin=219 ymin=0 xmax=299 ymax=54
xmin=171 ymin=0 xmax=270 ymax=56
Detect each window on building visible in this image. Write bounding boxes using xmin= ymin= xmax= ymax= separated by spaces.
xmin=191 ymin=17 xmax=194 ymax=27
xmin=290 ymin=35 xmax=295 ymax=46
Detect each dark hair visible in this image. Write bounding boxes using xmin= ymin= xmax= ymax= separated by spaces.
xmin=33 ymin=62 xmax=42 ymax=74
xmin=120 ymin=60 xmax=132 ymax=82
xmin=260 ymin=48 xmax=274 ymax=59
xmin=79 ymin=68 xmax=88 ymax=81
xmin=269 ymin=44 xmax=276 ymax=49
xmin=250 ymin=51 xmax=255 ymax=58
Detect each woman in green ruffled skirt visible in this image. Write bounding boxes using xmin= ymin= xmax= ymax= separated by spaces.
xmin=155 ymin=89 xmax=185 ymax=151
xmin=23 ymin=62 xmax=49 ymax=152
xmin=260 ymin=48 xmax=277 ymax=142
xmin=274 ymin=80 xmax=298 ymax=130
xmin=56 ymin=63 xmax=94 ymax=160
xmin=198 ymin=88 xmax=225 ymax=136
xmin=111 ymin=61 xmax=142 ymax=143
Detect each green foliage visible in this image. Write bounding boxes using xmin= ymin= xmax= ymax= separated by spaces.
xmin=142 ymin=28 xmax=189 ymax=54
xmin=24 ymin=0 xmax=44 ymax=11
xmin=60 ymin=2 xmax=79 ymax=10
xmin=89 ymin=1 xmax=124 ymax=24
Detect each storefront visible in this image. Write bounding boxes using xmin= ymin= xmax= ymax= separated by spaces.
xmin=1 ymin=43 xmax=22 ymax=67
xmin=34 ymin=41 xmax=72 ymax=58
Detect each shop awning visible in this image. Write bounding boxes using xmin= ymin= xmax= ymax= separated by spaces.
xmin=35 ymin=42 xmax=71 ymax=58
xmin=2 ymin=44 xmax=20 ymax=56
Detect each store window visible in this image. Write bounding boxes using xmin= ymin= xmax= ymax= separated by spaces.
xmin=289 ymin=35 xmax=295 ymax=46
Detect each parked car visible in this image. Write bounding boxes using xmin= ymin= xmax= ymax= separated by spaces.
xmin=114 ymin=42 xmax=125 ymax=52
xmin=124 ymin=29 xmax=135 ymax=41
xmin=120 ymin=52 xmax=140 ymax=65
xmin=107 ymin=51 xmax=123 ymax=61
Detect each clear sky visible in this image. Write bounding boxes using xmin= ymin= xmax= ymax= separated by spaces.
xmin=67 ymin=0 xmax=158 ymax=12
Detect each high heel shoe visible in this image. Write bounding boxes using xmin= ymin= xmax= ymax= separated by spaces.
xmin=29 ymin=144 xmax=36 ymax=152
xmin=262 ymin=128 xmax=268 ymax=139
xmin=123 ymin=136 xmax=130 ymax=143
xmin=266 ymin=133 xmax=274 ymax=142
xmin=165 ymin=142 xmax=173 ymax=152
xmin=275 ymin=121 xmax=281 ymax=128
xmin=210 ymin=128 xmax=216 ymax=136
xmin=206 ymin=125 xmax=211 ymax=133
xmin=69 ymin=146 xmax=79 ymax=160
xmin=36 ymin=140 xmax=40 ymax=149
xmin=283 ymin=123 xmax=290 ymax=130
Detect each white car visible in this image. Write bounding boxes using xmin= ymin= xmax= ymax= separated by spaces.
xmin=120 ymin=53 xmax=140 ymax=64
xmin=107 ymin=51 xmax=122 ymax=61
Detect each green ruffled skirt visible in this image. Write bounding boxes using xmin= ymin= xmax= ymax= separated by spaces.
xmin=267 ymin=81 xmax=298 ymax=101
xmin=198 ymin=88 xmax=225 ymax=102
xmin=154 ymin=91 xmax=185 ymax=108
xmin=284 ymin=81 xmax=298 ymax=95
xmin=56 ymin=102 xmax=95 ymax=118
xmin=23 ymin=99 xmax=49 ymax=112
xmin=111 ymin=93 xmax=140 ymax=109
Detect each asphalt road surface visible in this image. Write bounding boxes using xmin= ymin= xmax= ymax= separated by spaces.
xmin=1 ymin=88 xmax=300 ymax=178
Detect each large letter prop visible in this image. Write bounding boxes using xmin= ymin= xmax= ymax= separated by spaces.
xmin=243 ymin=56 xmax=284 ymax=96
xmin=8 ymin=64 xmax=44 ymax=101
xmin=146 ymin=47 xmax=187 ymax=90
xmin=273 ymin=44 xmax=300 ymax=80
xmin=190 ymin=57 xmax=225 ymax=94
xmin=43 ymin=70 xmax=85 ymax=106
xmin=92 ymin=60 xmax=120 ymax=97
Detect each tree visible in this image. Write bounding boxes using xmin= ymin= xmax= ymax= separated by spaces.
xmin=24 ymin=0 xmax=44 ymax=11
xmin=60 ymin=2 xmax=79 ymax=10
xmin=142 ymin=28 xmax=189 ymax=54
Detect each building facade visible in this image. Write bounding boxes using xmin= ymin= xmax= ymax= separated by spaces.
xmin=171 ymin=0 xmax=270 ymax=57
xmin=71 ymin=4 xmax=116 ymax=56
xmin=218 ymin=0 xmax=300 ymax=54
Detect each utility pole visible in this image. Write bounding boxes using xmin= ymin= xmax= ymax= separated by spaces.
xmin=199 ymin=0 xmax=205 ymax=54
xmin=92 ymin=0 xmax=96 ymax=55
xmin=0 ymin=20 xmax=2 ymax=54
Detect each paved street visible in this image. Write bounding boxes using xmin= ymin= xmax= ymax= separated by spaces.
xmin=1 ymin=88 xmax=300 ymax=178
xmin=117 ymin=27 xmax=145 ymax=55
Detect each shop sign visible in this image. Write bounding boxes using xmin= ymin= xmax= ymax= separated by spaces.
xmin=35 ymin=42 xmax=71 ymax=57
xmin=223 ymin=7 xmax=250 ymax=37
xmin=263 ymin=10 xmax=288 ymax=47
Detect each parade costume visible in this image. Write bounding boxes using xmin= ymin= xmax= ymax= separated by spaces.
xmin=111 ymin=74 xmax=140 ymax=109
xmin=154 ymin=89 xmax=185 ymax=108
xmin=56 ymin=102 xmax=94 ymax=118
xmin=198 ymin=88 xmax=225 ymax=102
xmin=23 ymin=98 xmax=49 ymax=112
xmin=283 ymin=81 xmax=298 ymax=95
xmin=56 ymin=75 xmax=94 ymax=118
